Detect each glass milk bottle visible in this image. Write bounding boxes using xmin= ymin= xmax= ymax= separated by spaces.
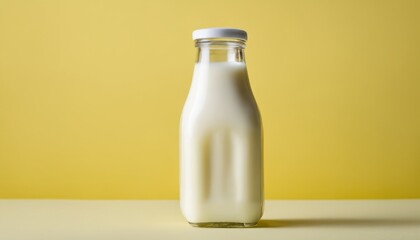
xmin=180 ymin=28 xmax=263 ymax=227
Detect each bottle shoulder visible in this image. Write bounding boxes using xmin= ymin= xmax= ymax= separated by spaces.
xmin=182 ymin=62 xmax=261 ymax=130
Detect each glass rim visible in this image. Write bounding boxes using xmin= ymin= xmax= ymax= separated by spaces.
xmin=194 ymin=38 xmax=246 ymax=48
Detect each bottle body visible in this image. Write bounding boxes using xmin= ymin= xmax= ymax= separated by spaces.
xmin=180 ymin=33 xmax=263 ymax=227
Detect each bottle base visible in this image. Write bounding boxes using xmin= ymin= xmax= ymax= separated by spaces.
xmin=189 ymin=221 xmax=258 ymax=228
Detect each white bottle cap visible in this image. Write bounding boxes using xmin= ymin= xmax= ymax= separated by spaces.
xmin=192 ymin=28 xmax=247 ymax=41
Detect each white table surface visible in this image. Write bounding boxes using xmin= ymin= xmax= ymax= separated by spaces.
xmin=0 ymin=200 xmax=419 ymax=240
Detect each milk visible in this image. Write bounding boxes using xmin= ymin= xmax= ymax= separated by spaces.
xmin=180 ymin=61 xmax=263 ymax=226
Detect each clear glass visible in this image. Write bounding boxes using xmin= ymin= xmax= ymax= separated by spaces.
xmin=180 ymin=37 xmax=263 ymax=228
xmin=195 ymin=38 xmax=246 ymax=63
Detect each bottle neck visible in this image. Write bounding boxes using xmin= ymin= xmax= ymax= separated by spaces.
xmin=195 ymin=38 xmax=246 ymax=63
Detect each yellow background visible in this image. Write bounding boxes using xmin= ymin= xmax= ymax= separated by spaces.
xmin=0 ymin=0 xmax=419 ymax=199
